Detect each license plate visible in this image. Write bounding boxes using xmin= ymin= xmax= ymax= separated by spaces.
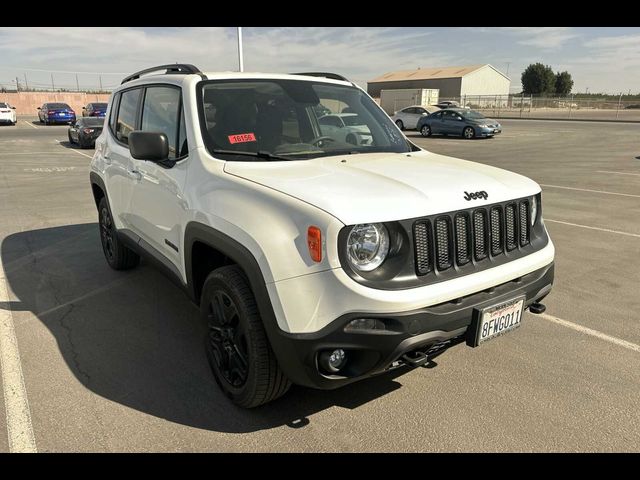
xmin=472 ymin=296 xmax=524 ymax=346
xmin=59 ymin=113 xmax=65 ymax=116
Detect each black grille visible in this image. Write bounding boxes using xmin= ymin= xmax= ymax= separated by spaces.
xmin=435 ymin=218 xmax=452 ymax=270
xmin=490 ymin=207 xmax=503 ymax=256
xmin=519 ymin=201 xmax=529 ymax=245
xmin=505 ymin=204 xmax=517 ymax=251
xmin=414 ymin=199 xmax=532 ymax=276
xmin=473 ymin=210 xmax=488 ymax=261
xmin=413 ymin=221 xmax=432 ymax=274
xmin=454 ymin=214 xmax=471 ymax=265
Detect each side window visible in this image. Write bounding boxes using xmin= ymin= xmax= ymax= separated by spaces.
xmin=116 ymin=89 xmax=141 ymax=145
xmin=141 ymin=86 xmax=180 ymax=159
xmin=433 ymin=111 xmax=443 ymax=119
xmin=109 ymin=94 xmax=120 ymax=133
xmin=416 ymin=108 xmax=426 ymax=114
xmin=319 ymin=116 xmax=341 ymax=128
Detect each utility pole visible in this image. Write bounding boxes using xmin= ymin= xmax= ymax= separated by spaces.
xmin=237 ymin=27 xmax=244 ymax=72
xmin=99 ymin=75 xmax=103 ymax=91
xmin=23 ymin=73 xmax=29 ymax=91
xmin=616 ymin=92 xmax=623 ymax=119
xmin=75 ymin=74 xmax=80 ymax=92
xmin=505 ymin=62 xmax=510 ymax=77
xmin=51 ymin=74 xmax=55 ymax=91
xmin=15 ymin=77 xmax=20 ymax=92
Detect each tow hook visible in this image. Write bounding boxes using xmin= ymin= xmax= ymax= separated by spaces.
xmin=529 ymin=302 xmax=546 ymax=314
xmin=401 ymin=351 xmax=436 ymax=369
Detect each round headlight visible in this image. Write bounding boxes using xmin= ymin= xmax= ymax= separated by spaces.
xmin=346 ymin=223 xmax=389 ymax=272
xmin=530 ymin=196 xmax=537 ymax=226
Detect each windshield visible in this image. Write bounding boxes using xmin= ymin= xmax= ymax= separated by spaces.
xmin=0 ymin=103 xmax=8 ymax=108
xmin=198 ymin=79 xmax=411 ymax=160
xmin=48 ymin=103 xmax=70 ymax=109
xmin=92 ymin=103 xmax=107 ymax=109
xmin=463 ymin=110 xmax=486 ymax=120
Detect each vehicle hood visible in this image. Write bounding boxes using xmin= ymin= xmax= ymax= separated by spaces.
xmin=469 ymin=118 xmax=500 ymax=125
xmin=223 ymin=150 xmax=540 ymax=225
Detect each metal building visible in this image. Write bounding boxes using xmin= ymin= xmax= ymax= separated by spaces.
xmin=367 ymin=64 xmax=510 ymax=99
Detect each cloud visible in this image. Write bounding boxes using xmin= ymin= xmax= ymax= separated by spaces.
xmin=0 ymin=27 xmax=457 ymax=90
xmin=497 ymin=27 xmax=579 ymax=49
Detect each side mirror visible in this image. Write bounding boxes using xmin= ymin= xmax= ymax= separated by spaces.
xmin=11 ymin=106 xmax=16 ymax=110
xmin=129 ymin=131 xmax=169 ymax=162
xmin=37 ymin=107 xmax=41 ymax=110
xmin=82 ymin=106 xmax=86 ymax=110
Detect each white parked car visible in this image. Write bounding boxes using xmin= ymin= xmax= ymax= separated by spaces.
xmin=390 ymin=105 xmax=434 ymax=130
xmin=0 ymin=102 xmax=17 ymax=125
xmin=90 ymin=65 xmax=555 ymax=407
xmin=318 ymin=112 xmax=372 ymax=145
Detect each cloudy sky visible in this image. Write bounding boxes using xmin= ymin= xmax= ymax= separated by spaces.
xmin=0 ymin=27 xmax=638 ymax=94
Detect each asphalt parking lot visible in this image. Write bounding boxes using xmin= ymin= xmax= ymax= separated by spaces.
xmin=1 ymin=117 xmax=639 ymax=452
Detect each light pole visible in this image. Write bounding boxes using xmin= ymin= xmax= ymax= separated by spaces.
xmin=237 ymin=27 xmax=244 ymax=72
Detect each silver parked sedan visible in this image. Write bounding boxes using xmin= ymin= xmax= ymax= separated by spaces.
xmin=417 ymin=108 xmax=502 ymax=139
xmin=390 ymin=105 xmax=437 ymax=130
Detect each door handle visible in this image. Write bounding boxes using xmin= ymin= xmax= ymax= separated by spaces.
xmin=128 ymin=169 xmax=142 ymax=181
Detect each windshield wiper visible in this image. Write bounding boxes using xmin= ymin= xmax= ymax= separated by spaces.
xmin=211 ymin=149 xmax=291 ymax=162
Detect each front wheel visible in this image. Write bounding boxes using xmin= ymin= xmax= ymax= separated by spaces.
xmin=202 ymin=265 xmax=291 ymax=408
xmin=395 ymin=119 xmax=404 ymax=130
xmin=420 ymin=124 xmax=431 ymax=137
xmin=463 ymin=126 xmax=475 ymax=139
xmin=68 ymin=131 xmax=74 ymax=145
xmin=98 ymin=197 xmax=139 ymax=270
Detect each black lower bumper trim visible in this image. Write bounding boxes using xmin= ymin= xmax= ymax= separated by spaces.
xmin=268 ymin=262 xmax=554 ymax=389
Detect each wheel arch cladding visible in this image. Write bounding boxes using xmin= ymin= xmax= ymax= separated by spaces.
xmin=89 ymin=172 xmax=106 ymax=209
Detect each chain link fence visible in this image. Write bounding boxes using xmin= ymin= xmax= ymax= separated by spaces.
xmin=436 ymin=95 xmax=640 ymax=121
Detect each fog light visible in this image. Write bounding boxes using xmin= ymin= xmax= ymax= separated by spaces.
xmin=319 ymin=349 xmax=347 ymax=374
xmin=344 ymin=318 xmax=386 ymax=333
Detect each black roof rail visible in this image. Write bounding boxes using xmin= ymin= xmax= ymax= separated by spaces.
xmin=121 ymin=64 xmax=204 ymax=84
xmin=291 ymin=72 xmax=350 ymax=82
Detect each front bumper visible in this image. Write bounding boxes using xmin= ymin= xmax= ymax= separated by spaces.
xmin=477 ymin=126 xmax=502 ymax=137
xmin=268 ymin=262 xmax=554 ymax=389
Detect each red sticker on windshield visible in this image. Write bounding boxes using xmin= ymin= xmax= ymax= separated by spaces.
xmin=228 ymin=133 xmax=256 ymax=144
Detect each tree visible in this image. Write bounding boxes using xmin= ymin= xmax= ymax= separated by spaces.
xmin=521 ymin=63 xmax=556 ymax=95
xmin=555 ymin=71 xmax=574 ymax=96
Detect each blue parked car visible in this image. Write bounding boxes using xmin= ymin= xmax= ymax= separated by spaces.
xmin=417 ymin=108 xmax=501 ymax=139
xmin=82 ymin=102 xmax=107 ymax=118
xmin=37 ymin=103 xmax=76 ymax=125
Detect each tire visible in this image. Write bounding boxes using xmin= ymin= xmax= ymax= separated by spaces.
xmin=98 ymin=197 xmax=139 ymax=270
xmin=463 ymin=126 xmax=475 ymax=139
xmin=395 ymin=119 xmax=404 ymax=130
xmin=202 ymin=265 xmax=291 ymax=408
xmin=68 ymin=131 xmax=74 ymax=145
xmin=420 ymin=124 xmax=431 ymax=137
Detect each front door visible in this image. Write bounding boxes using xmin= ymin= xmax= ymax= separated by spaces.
xmin=127 ymin=85 xmax=189 ymax=275
xmin=103 ymin=88 xmax=141 ymax=230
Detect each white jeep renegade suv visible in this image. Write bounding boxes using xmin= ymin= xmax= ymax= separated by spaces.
xmin=89 ymin=64 xmax=555 ymax=408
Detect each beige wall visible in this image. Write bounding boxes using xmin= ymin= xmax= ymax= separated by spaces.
xmin=460 ymin=66 xmax=510 ymax=97
xmin=1 ymin=92 xmax=112 ymax=116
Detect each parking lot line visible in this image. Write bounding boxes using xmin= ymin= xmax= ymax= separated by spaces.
xmin=540 ymin=184 xmax=640 ymax=199
xmin=22 ymin=121 xmax=37 ymax=129
xmin=596 ymin=170 xmax=640 ymax=177
xmin=54 ymin=140 xmax=93 ymax=159
xmin=0 ymin=263 xmax=38 ymax=453
xmin=539 ymin=313 xmax=640 ymax=354
xmin=545 ymin=219 xmax=640 ymax=238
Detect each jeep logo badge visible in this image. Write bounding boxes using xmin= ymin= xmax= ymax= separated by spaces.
xmin=464 ymin=190 xmax=488 ymax=201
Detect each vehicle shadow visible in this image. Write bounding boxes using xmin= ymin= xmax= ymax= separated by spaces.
xmin=57 ymin=140 xmax=93 ymax=151
xmin=1 ymin=223 xmax=414 ymax=433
